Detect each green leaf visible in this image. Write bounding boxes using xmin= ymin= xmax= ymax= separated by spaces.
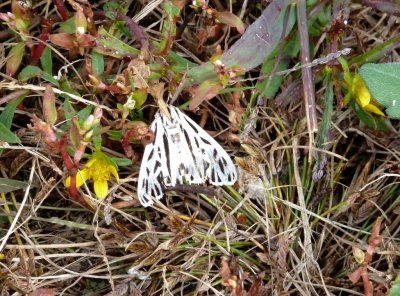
xmin=60 ymin=16 xmax=76 ymax=34
xmin=18 ymin=65 xmax=42 ymax=81
xmin=107 ymin=130 xmax=122 ymax=140
xmin=103 ymin=2 xmax=123 ymax=19
xmin=168 ymin=51 xmax=197 ymax=72
xmin=360 ymin=63 xmax=400 ymax=118
xmin=350 ymin=36 xmax=400 ymax=65
xmin=18 ymin=65 xmax=58 ymax=85
xmin=42 ymin=72 xmax=59 ymax=85
xmin=77 ymin=105 xmax=94 ymax=125
xmin=352 ymin=101 xmax=389 ymax=132
xmin=256 ymin=58 xmax=289 ymax=99
xmin=220 ymin=86 xmax=253 ymax=94
xmin=389 ymin=276 xmax=400 ymax=296
xmin=64 ymin=97 xmax=77 ymax=121
xmin=40 ymin=46 xmax=53 ymax=75
xmin=131 ymin=89 xmax=147 ymax=109
xmin=0 ymin=95 xmax=25 ymax=155
xmin=318 ymin=72 xmax=334 ymax=146
xmin=91 ymin=51 xmax=104 ymax=77
xmin=0 ymin=178 xmax=29 ymax=193
xmin=95 ymin=27 xmax=140 ymax=58
xmin=0 ymin=95 xmax=25 ymax=128
xmin=111 ymin=157 xmax=132 ymax=167
xmin=221 ymin=0 xmax=295 ymax=70
xmin=0 ymin=122 xmax=20 ymax=143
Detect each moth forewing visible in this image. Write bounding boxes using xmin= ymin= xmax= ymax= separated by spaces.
xmin=137 ymin=106 xmax=237 ymax=207
xmin=137 ymin=115 xmax=165 ymax=206
xmin=170 ymin=107 xmax=237 ymax=185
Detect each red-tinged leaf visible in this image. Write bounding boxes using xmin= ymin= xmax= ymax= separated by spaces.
xmin=248 ymin=272 xmax=264 ymax=296
xmin=30 ymin=115 xmax=57 ymax=145
xmin=189 ymin=81 xmax=223 ymax=110
xmin=236 ymin=213 xmax=247 ymax=224
xmin=43 ymin=85 xmax=57 ymax=125
xmin=348 ymin=268 xmax=361 ymax=284
xmin=70 ymin=117 xmax=82 ymax=148
xmin=49 ymin=33 xmax=76 ymax=49
xmin=219 ymin=259 xmax=232 ymax=283
xmin=214 ymin=10 xmax=245 ymax=34
xmin=6 ymin=42 xmax=25 ymax=76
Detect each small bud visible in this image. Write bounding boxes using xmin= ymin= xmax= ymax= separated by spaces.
xmin=76 ymin=26 xmax=85 ymax=35
xmin=93 ymin=107 xmax=102 ymax=124
xmin=74 ymin=8 xmax=87 ymax=36
xmin=82 ymin=114 xmax=95 ymax=131
xmin=83 ymin=129 xmax=93 ymax=142
xmin=352 ymin=246 xmax=365 ymax=264
xmin=124 ymin=95 xmax=136 ymax=110
xmin=214 ymin=59 xmax=223 ymax=67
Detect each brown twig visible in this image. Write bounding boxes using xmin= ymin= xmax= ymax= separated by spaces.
xmin=0 ymin=90 xmax=29 ymax=106
xmin=297 ymin=0 xmax=318 ymax=135
xmin=348 ymin=217 xmax=383 ymax=296
xmin=52 ymin=0 xmax=70 ymax=21
xmin=115 ymin=12 xmax=149 ymax=53
xmin=31 ymin=21 xmax=51 ymax=65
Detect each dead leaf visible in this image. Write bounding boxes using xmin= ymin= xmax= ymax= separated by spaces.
xmin=146 ymin=220 xmax=159 ymax=247
xmin=126 ymin=241 xmax=153 ymax=254
xmin=10 ymin=150 xmax=31 ymax=177
xmin=212 ymin=10 xmax=246 ymax=34
xmin=248 ymin=272 xmax=265 ymax=296
xmin=220 ymin=258 xmax=233 ymax=283
xmin=126 ymin=58 xmax=151 ymax=89
xmin=49 ymin=33 xmax=76 ymax=49
xmin=189 ymin=81 xmax=223 ymax=110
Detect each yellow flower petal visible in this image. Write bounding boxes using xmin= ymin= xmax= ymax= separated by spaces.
xmin=363 ymin=103 xmax=385 ymax=116
xmin=94 ymin=179 xmax=108 ymax=199
xmin=86 ymin=157 xmax=97 ymax=167
xmin=353 ymin=74 xmax=371 ymax=108
xmin=109 ymin=165 xmax=120 ymax=182
xmin=65 ymin=150 xmax=120 ymax=200
xmin=65 ymin=169 xmax=90 ymax=188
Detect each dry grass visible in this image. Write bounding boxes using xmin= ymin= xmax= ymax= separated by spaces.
xmin=0 ymin=1 xmax=399 ymax=296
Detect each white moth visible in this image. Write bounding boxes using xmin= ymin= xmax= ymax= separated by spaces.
xmin=137 ymin=106 xmax=237 ymax=207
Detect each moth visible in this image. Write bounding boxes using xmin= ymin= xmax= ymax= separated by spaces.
xmin=137 ymin=106 xmax=237 ymax=207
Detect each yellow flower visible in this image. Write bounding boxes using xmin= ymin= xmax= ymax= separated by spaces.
xmin=65 ymin=151 xmax=119 ymax=199
xmin=344 ymin=74 xmax=384 ymax=116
